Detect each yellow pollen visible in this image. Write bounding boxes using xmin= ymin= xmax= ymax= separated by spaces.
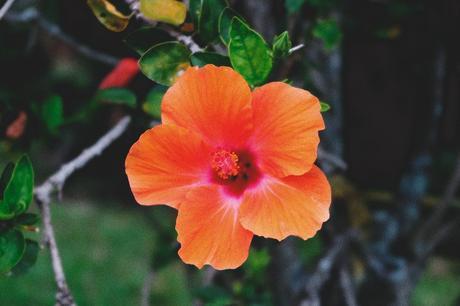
xmin=211 ymin=149 xmax=240 ymax=180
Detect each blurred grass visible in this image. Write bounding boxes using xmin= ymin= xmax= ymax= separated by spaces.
xmin=411 ymin=257 xmax=460 ymax=306
xmin=0 ymin=200 xmax=192 ymax=306
xmin=0 ymin=198 xmax=458 ymax=306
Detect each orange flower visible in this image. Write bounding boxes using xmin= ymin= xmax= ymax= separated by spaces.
xmin=125 ymin=65 xmax=331 ymax=270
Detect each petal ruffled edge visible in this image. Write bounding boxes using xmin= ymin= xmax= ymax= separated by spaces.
xmin=239 ymin=165 xmax=331 ymax=241
xmin=125 ymin=124 xmax=212 ymax=208
xmin=162 ymin=65 xmax=253 ymax=148
xmin=176 ymin=185 xmax=253 ymax=270
xmin=249 ymin=82 xmax=325 ymax=178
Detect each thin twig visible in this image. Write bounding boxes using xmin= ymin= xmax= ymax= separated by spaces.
xmin=0 ymin=0 xmax=16 ymax=20
xmin=5 ymin=8 xmax=119 ymax=66
xmin=289 ymin=44 xmax=304 ymax=54
xmin=161 ymin=25 xmax=203 ymax=53
xmin=39 ymin=199 xmax=76 ymax=306
xmin=34 ymin=116 xmax=131 ymax=305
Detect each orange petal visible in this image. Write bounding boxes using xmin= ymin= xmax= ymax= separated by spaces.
xmin=249 ymin=82 xmax=324 ymax=177
xmin=239 ymin=165 xmax=331 ymax=241
xmin=125 ymin=124 xmax=212 ymax=208
xmin=176 ymin=186 xmax=253 ymax=270
xmin=162 ymin=65 xmax=252 ymax=148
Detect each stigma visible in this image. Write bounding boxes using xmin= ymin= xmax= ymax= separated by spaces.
xmin=211 ymin=149 xmax=240 ymax=180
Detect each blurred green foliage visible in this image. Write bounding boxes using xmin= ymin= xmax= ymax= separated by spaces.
xmin=142 ymin=86 xmax=167 ymax=120
xmin=94 ymin=88 xmax=137 ymax=109
xmin=190 ymin=51 xmax=231 ymax=67
xmin=40 ymin=95 xmax=64 ymax=135
xmin=0 ymin=202 xmax=159 ymax=306
xmin=412 ymin=258 xmax=460 ymax=306
xmin=312 ymin=19 xmax=342 ymax=50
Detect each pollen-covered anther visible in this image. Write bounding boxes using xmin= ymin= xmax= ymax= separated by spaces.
xmin=211 ymin=149 xmax=240 ymax=180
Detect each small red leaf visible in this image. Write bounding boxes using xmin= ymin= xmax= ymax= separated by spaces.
xmin=98 ymin=58 xmax=139 ymax=89
xmin=6 ymin=111 xmax=27 ymax=140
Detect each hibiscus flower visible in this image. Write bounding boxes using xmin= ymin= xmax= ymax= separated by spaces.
xmin=125 ymin=64 xmax=331 ymax=270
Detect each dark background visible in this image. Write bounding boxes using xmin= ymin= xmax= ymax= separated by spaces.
xmin=1 ymin=0 xmax=459 ymax=305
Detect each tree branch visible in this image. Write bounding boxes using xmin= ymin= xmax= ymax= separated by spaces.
xmin=35 ymin=116 xmax=131 ymax=202
xmin=124 ymin=0 xmax=203 ymax=53
xmin=301 ymin=231 xmax=355 ymax=306
xmin=0 ymin=0 xmax=17 ymax=20
xmin=414 ymin=151 xmax=460 ymax=253
xmin=4 ymin=8 xmax=119 ymax=66
xmin=339 ymin=264 xmax=358 ymax=306
xmin=34 ymin=116 xmax=131 ymax=305
xmin=161 ymin=25 xmax=203 ymax=53
xmin=140 ymin=268 xmax=155 ymax=306
xmin=39 ymin=199 xmax=76 ymax=306
xmin=318 ymin=147 xmax=347 ymax=172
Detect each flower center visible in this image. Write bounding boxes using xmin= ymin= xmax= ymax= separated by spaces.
xmin=209 ymin=150 xmax=262 ymax=198
xmin=211 ymin=149 xmax=240 ymax=180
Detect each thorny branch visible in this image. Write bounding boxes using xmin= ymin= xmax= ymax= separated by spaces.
xmin=34 ymin=116 xmax=131 ymax=306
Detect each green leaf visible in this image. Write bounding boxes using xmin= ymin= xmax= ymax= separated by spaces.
xmin=228 ymin=17 xmax=273 ymax=86
xmin=14 ymin=213 xmax=40 ymax=226
xmin=124 ymin=27 xmax=172 ymax=55
xmin=41 ymin=95 xmax=64 ymax=134
xmin=320 ymin=102 xmax=331 ymax=112
xmin=218 ymin=7 xmax=240 ymax=45
xmin=273 ymin=31 xmax=292 ymax=58
xmin=139 ymin=42 xmax=191 ymax=86
xmin=142 ymin=86 xmax=167 ymax=119
xmin=11 ymin=239 xmax=39 ymax=275
xmin=197 ymin=0 xmax=228 ymax=42
xmin=312 ymin=19 xmax=343 ymax=50
xmin=285 ymin=0 xmax=306 ymax=14
xmin=190 ymin=52 xmax=231 ymax=67
xmin=0 ymin=163 xmax=14 ymax=198
xmin=0 ymin=229 xmax=26 ymax=274
xmin=94 ymin=88 xmax=137 ymax=108
xmin=0 ymin=155 xmax=34 ymax=220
